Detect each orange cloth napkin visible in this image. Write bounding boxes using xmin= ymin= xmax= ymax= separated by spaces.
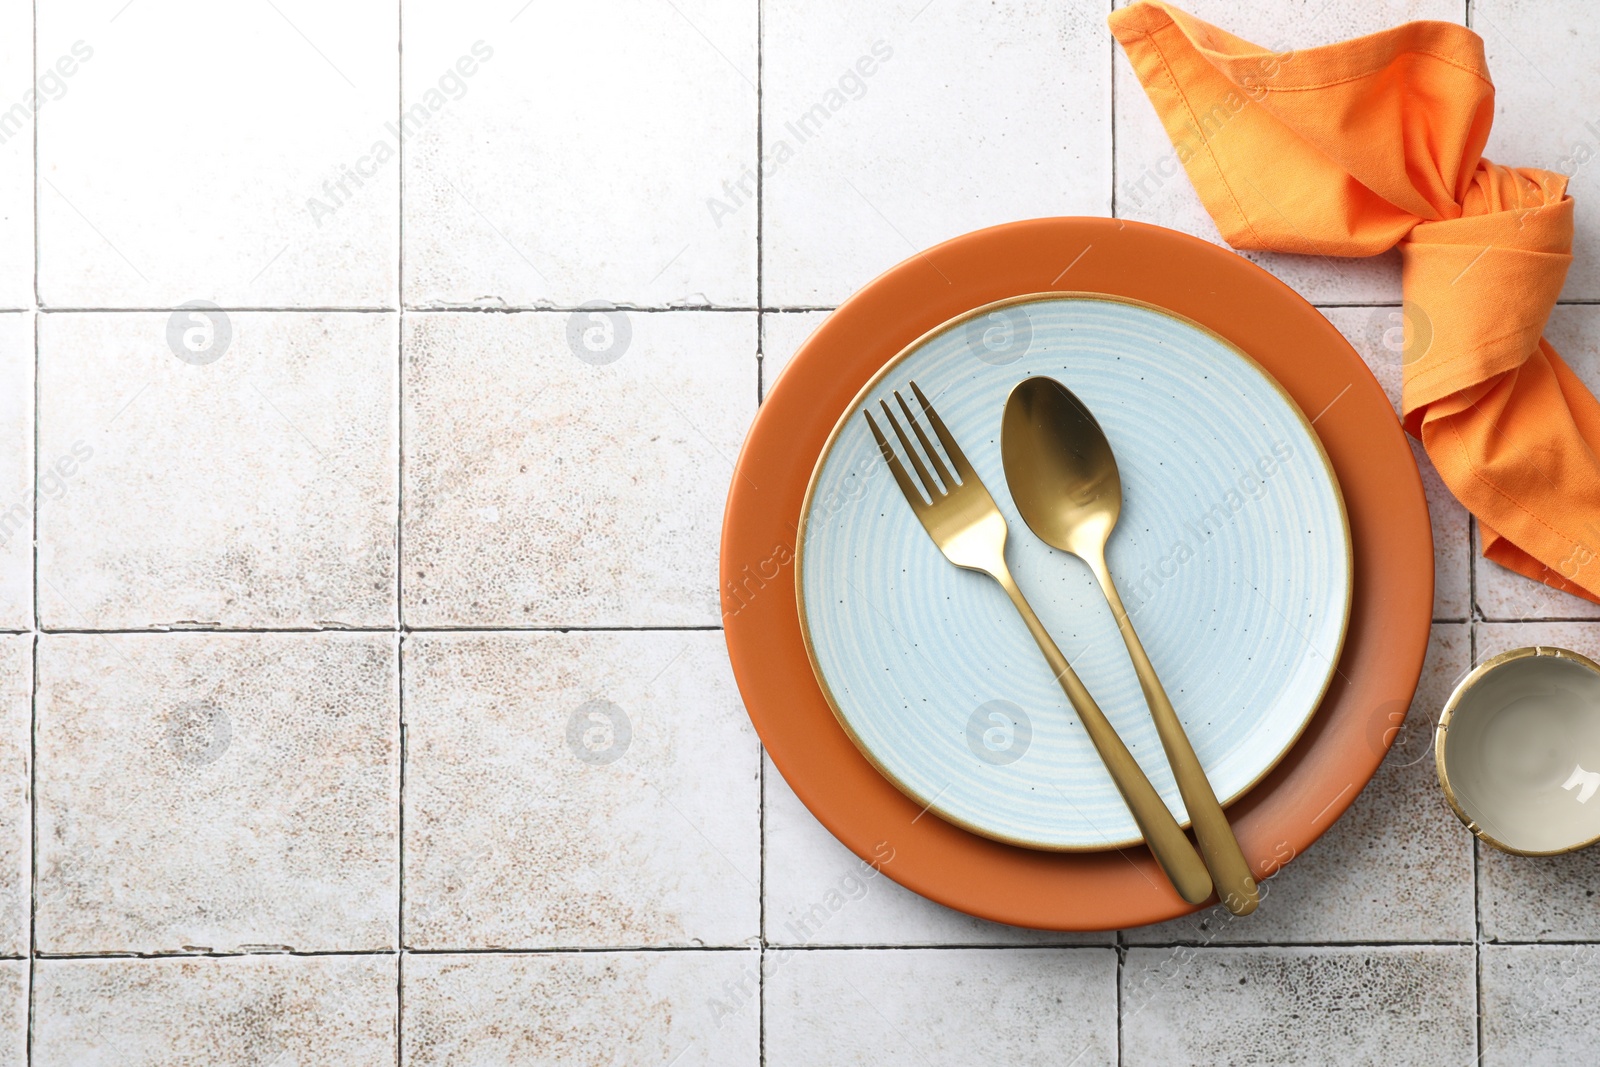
xmin=1109 ymin=1 xmax=1600 ymax=603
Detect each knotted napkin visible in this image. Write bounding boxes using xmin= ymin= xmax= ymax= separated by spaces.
xmin=1109 ymin=1 xmax=1600 ymax=603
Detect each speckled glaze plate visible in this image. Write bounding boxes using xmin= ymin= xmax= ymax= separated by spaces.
xmin=797 ymin=294 xmax=1352 ymax=851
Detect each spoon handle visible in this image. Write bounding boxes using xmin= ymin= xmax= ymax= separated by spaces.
xmin=987 ymin=564 xmax=1213 ymax=906
xmin=1088 ymin=555 xmax=1260 ymax=916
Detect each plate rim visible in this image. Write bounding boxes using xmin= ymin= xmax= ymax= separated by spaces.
xmin=794 ymin=290 xmax=1355 ymax=851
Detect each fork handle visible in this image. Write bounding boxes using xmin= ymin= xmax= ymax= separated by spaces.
xmin=990 ymin=566 xmax=1213 ymax=905
xmin=1090 ymin=557 xmax=1259 ymax=915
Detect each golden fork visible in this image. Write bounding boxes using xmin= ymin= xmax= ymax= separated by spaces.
xmin=864 ymin=381 xmax=1213 ymax=904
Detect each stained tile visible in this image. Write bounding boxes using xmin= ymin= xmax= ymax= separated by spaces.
xmin=1122 ymin=946 xmax=1476 ymax=1066
xmin=33 ymin=955 xmax=397 ymax=1067
xmin=0 ymin=963 xmax=24 ymax=1067
xmin=765 ymin=947 xmax=1116 ymax=1067
xmin=1481 ymin=944 xmax=1600 ymax=1066
xmin=36 ymin=312 xmax=397 ymax=630
xmin=0 ymin=636 xmax=29 ymax=957
xmin=402 ymin=310 xmax=754 ymax=627
xmin=36 ymin=633 xmax=399 ymax=954
xmin=403 ymin=951 xmax=757 ymax=1066
xmin=404 ymin=631 xmax=759 ymax=949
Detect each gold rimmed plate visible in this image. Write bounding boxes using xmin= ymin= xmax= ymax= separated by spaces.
xmin=796 ymin=293 xmax=1352 ymax=850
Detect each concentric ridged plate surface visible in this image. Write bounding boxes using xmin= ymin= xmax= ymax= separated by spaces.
xmin=797 ymin=294 xmax=1351 ymax=850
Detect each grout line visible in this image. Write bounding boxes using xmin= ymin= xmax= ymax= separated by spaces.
xmin=35 ymin=945 xmax=755 ymax=960
xmin=1114 ymin=934 xmax=1125 ymax=1067
xmin=12 ymin=938 xmax=1600 ymax=966
xmin=394 ymin=950 xmax=404 ymax=1067
xmin=401 ymin=305 xmax=786 ymax=313
xmin=1475 ymin=836 xmax=1485 ymax=1065
xmin=31 ymin=625 xmax=728 ymax=635
xmin=754 ymin=0 xmax=764 ymax=338
xmin=394 ymin=4 xmax=405 ymax=1058
xmin=11 ymin=299 xmax=1600 ymax=316
xmin=28 ymin=310 xmax=37 ymax=640
xmin=1475 ymin=616 xmax=1600 ymax=624
xmin=25 ymin=630 xmax=35 ymax=1066
xmin=33 ymin=306 xmax=402 ymax=314
xmin=27 ymin=0 xmax=38 ymax=1040
xmin=23 ymin=618 xmax=1600 ymax=638
xmin=28 ymin=939 xmax=1600 ymax=960
xmin=35 ymin=949 xmax=407 ymax=961
xmin=755 ymin=3 xmax=766 ymax=1061
xmin=1108 ymin=0 xmax=1117 ymax=223
xmin=1470 ymin=602 xmax=1483 ymax=1067
xmin=1105 ymin=938 xmax=1486 ymax=949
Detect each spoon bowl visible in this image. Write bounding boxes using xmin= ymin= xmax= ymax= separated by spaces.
xmin=1000 ymin=377 xmax=1122 ymax=559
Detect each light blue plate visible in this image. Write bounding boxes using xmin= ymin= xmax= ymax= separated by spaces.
xmin=797 ymin=294 xmax=1352 ymax=851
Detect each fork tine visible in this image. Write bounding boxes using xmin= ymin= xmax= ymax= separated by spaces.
xmin=880 ymin=398 xmax=940 ymax=499
xmin=909 ymin=381 xmax=974 ymax=480
xmin=895 ymin=390 xmax=953 ymax=490
xmin=863 ymin=410 xmax=928 ymax=508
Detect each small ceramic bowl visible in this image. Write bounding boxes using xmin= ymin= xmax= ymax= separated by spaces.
xmin=1436 ymin=646 xmax=1600 ymax=855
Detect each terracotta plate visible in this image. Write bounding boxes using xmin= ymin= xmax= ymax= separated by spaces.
xmin=721 ymin=218 xmax=1432 ymax=929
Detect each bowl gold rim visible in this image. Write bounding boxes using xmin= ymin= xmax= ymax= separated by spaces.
xmin=1434 ymin=644 xmax=1600 ymax=856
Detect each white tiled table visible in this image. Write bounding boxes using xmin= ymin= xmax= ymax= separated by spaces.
xmin=0 ymin=0 xmax=1595 ymax=1063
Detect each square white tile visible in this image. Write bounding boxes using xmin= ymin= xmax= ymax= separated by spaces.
xmin=1476 ymin=622 xmax=1600 ymax=940
xmin=36 ymin=311 xmax=397 ymax=630
xmin=33 ymin=955 xmax=397 ymax=1067
xmin=0 ymin=314 xmax=29 ymax=628
xmin=763 ymin=947 xmax=1117 ymax=1067
xmin=1479 ymin=0 xmax=1600 ymax=301
xmin=401 ymin=0 xmax=757 ymax=308
xmin=1113 ymin=0 xmax=1466 ymax=304
xmin=0 ymin=2 xmax=32 ymax=309
xmin=1122 ymin=946 xmax=1476 ymax=1065
xmin=763 ymin=756 xmax=1108 ymax=947
xmin=0 ymin=962 xmax=23 ymax=1067
xmin=403 ymin=951 xmax=757 ymax=1066
xmin=35 ymin=633 xmax=399 ymax=954
xmin=37 ymin=0 xmax=398 ymax=307
xmin=402 ymin=310 xmax=754 ymax=627
xmin=0 ymin=636 xmax=29 ymax=958
xmin=762 ymin=0 xmax=1111 ymax=307
xmin=1323 ymin=305 xmax=1471 ymax=620
xmin=1473 ymin=306 xmax=1600 ymax=619
xmin=1481 ymin=944 xmax=1600 ymax=1063
xmin=403 ymin=631 xmax=759 ymax=949
xmin=1125 ymin=624 xmax=1475 ymax=945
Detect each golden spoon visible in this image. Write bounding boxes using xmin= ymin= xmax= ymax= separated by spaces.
xmin=1001 ymin=375 xmax=1258 ymax=915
